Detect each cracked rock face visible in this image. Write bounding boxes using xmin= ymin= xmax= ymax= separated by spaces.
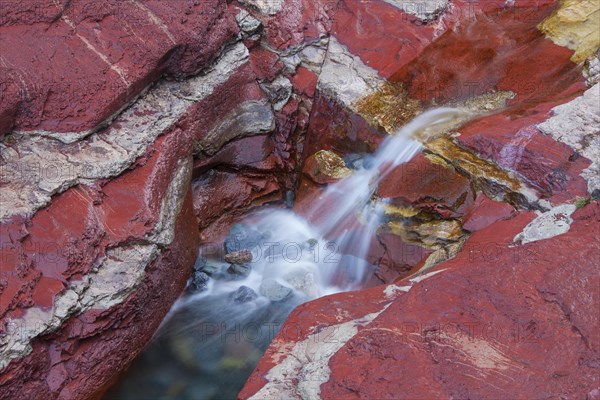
xmin=0 ymin=0 xmax=237 ymax=137
xmin=240 ymin=1 xmax=600 ymax=399
xmin=1 ymin=0 xmax=599 ymax=399
xmin=242 ymin=204 xmax=600 ymax=400
xmin=537 ymin=84 xmax=600 ymax=194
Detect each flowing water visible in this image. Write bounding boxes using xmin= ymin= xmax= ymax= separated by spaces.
xmin=108 ymin=107 xmax=464 ymax=399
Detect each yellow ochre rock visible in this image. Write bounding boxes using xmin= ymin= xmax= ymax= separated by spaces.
xmin=380 ymin=219 xmax=464 ymax=249
xmin=538 ymin=0 xmax=600 ymax=63
xmin=382 ymin=203 xmax=421 ymax=218
xmin=356 ymin=81 xmax=422 ymax=133
xmin=303 ymin=150 xmax=352 ymax=184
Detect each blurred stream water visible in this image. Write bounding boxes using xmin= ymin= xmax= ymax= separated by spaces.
xmin=107 ymin=108 xmax=463 ymax=399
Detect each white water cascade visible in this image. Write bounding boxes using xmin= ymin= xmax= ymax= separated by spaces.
xmin=188 ymin=107 xmax=465 ymax=303
xmin=112 ymin=108 xmax=465 ymax=400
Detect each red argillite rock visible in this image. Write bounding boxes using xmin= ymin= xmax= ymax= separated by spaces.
xmin=378 ymin=153 xmax=475 ymax=219
xmin=0 ymin=0 xmax=285 ymax=397
xmin=0 ymin=0 xmax=328 ymax=395
xmin=240 ymin=203 xmax=600 ymax=400
xmin=0 ymin=0 xmax=237 ymax=138
xmin=0 ymin=129 xmax=201 ymax=399
xmin=2 ymin=0 xmax=599 ymax=398
xmin=239 ymin=0 xmax=600 ymax=398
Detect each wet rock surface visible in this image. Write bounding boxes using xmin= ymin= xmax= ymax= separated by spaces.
xmin=224 ymin=225 xmax=265 ymax=254
xmin=229 ymin=286 xmax=258 ymax=304
xmin=1 ymin=0 xmax=598 ymax=399
xmin=259 ymin=278 xmax=294 ymax=301
xmin=227 ymin=264 xmax=252 ymax=278
xmin=303 ymin=150 xmax=352 ymax=184
xmin=242 ymin=203 xmax=600 ymax=400
xmin=224 ymin=250 xmax=254 ymax=265
xmin=238 ymin=1 xmax=600 ymax=399
xmin=188 ymin=271 xmax=210 ymax=293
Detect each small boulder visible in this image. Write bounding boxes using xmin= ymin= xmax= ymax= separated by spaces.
xmin=193 ymin=256 xmax=207 ymax=271
xmin=224 ymin=224 xmax=264 ymax=253
xmin=259 ymin=279 xmax=293 ymax=301
xmin=229 ymin=286 xmax=258 ymax=304
xmin=227 ymin=264 xmax=251 ymax=277
xmin=188 ymin=271 xmax=210 ymax=293
xmin=282 ymin=267 xmax=319 ymax=299
xmin=303 ymin=150 xmax=352 ymax=184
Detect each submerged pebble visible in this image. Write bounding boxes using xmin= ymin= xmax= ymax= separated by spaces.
xmin=227 ymin=264 xmax=251 ymax=277
xmin=229 ymin=286 xmax=258 ymax=304
xmin=199 ymin=263 xmax=220 ymax=276
xmin=224 ymin=224 xmax=264 ymax=253
xmin=188 ymin=271 xmax=209 ymax=293
xmin=259 ymin=278 xmax=293 ymax=301
xmin=193 ymin=256 xmax=207 ymax=271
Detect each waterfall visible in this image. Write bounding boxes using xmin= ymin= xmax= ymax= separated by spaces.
xmin=190 ymin=107 xmax=464 ymax=301
xmin=117 ymin=108 xmax=465 ymax=400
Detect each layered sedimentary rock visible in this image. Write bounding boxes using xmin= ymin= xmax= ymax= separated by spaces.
xmin=240 ymin=0 xmax=600 ymax=399
xmin=1 ymin=0 xmax=598 ymax=399
xmin=242 ymin=203 xmax=599 ymax=399
xmin=1 ymin=0 xmax=333 ymax=395
xmin=0 ymin=0 xmax=238 ymax=139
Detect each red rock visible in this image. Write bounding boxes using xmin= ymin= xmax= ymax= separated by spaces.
xmin=0 ymin=75 xmax=20 ymax=136
xmin=193 ymin=135 xmax=280 ymax=175
xmin=378 ymin=153 xmax=475 ymax=218
xmin=0 ymin=107 xmax=200 ymax=396
xmin=462 ymin=192 xmax=516 ymax=232
xmin=224 ymin=250 xmax=254 ymax=265
xmin=249 ymin=48 xmax=284 ymax=81
xmin=242 ymin=203 xmax=600 ymax=399
xmin=457 ymin=116 xmax=591 ymax=203
xmin=291 ymin=66 xmax=318 ymax=97
xmin=185 ymin=62 xmax=267 ymax=124
xmin=192 ymin=170 xmax=282 ymax=231
xmin=374 ymin=233 xmax=432 ymax=282
xmin=303 ymin=94 xmax=385 ymax=157
xmin=390 ymin=1 xmax=582 ymax=105
xmin=2 ymin=134 xmax=194 ymax=304
xmin=272 ymin=96 xmax=302 ymax=177
xmin=332 ymin=0 xmax=437 ymax=78
xmin=1 ymin=187 xmax=103 ymax=321
xmin=259 ymin=0 xmax=336 ymax=50
xmin=292 ymin=176 xmax=326 ymax=214
xmin=0 ymin=189 xmax=199 ymax=400
xmin=0 ymin=0 xmax=237 ymax=136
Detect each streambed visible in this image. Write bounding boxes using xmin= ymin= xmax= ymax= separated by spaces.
xmin=107 ymin=108 xmax=464 ymax=399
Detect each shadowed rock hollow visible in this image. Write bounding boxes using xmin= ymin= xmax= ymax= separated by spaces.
xmin=0 ymin=0 xmax=598 ymax=399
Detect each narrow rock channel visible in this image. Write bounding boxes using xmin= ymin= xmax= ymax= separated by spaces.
xmin=0 ymin=1 xmax=598 ymax=399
